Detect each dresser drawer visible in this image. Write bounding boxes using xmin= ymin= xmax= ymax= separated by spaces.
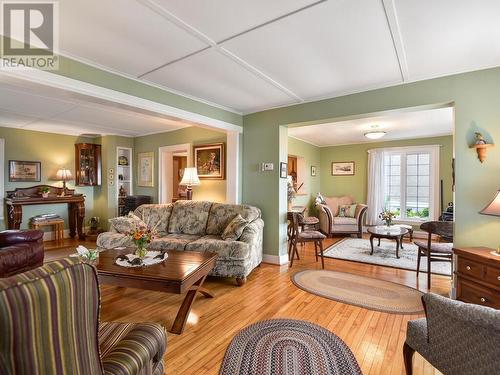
xmin=457 ymin=257 xmax=485 ymax=279
xmin=484 ymin=266 xmax=500 ymax=287
xmin=457 ymin=279 xmax=500 ymax=309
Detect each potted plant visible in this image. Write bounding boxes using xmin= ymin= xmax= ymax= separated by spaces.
xmin=40 ymin=186 xmax=50 ymax=198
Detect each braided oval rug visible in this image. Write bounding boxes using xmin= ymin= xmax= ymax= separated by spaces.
xmin=219 ymin=319 xmax=362 ymax=375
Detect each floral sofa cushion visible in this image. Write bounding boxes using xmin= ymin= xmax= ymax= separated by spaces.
xmin=168 ymin=200 xmax=213 ymax=235
xmin=134 ymin=204 xmax=173 ymax=236
xmin=148 ymin=234 xmax=201 ymax=251
xmin=185 ymin=235 xmax=250 ymax=260
xmin=109 ymin=213 xmax=145 ymax=233
xmin=205 ymin=203 xmax=261 ymax=235
xmin=96 ymin=232 xmax=133 ymax=249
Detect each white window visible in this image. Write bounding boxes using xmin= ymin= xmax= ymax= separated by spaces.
xmin=383 ymin=145 xmax=439 ymax=222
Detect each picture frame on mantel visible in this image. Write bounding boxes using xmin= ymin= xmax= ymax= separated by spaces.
xmin=9 ymin=160 xmax=41 ymax=182
xmin=194 ymin=143 xmax=225 ymax=180
xmin=137 ymin=152 xmax=154 ymax=187
xmin=331 ymin=161 xmax=355 ymax=176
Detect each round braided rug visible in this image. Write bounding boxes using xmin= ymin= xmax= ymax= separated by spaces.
xmin=292 ymin=270 xmax=424 ymax=314
xmin=219 ymin=319 xmax=362 ymax=375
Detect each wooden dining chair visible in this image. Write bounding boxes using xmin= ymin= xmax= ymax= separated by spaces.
xmin=413 ymin=221 xmax=454 ymax=288
xmin=289 ymin=212 xmax=326 ymax=268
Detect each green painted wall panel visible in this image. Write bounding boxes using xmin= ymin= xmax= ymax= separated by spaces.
xmin=243 ymin=67 xmax=500 ymax=256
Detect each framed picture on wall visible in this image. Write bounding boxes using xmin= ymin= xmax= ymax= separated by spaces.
xmin=194 ymin=143 xmax=225 ymax=180
xmin=279 ymin=162 xmax=288 ymax=178
xmin=137 ymin=152 xmax=154 ymax=187
xmin=9 ymin=160 xmax=41 ymax=182
xmin=331 ymin=161 xmax=355 ymax=176
xmin=311 ymin=165 xmax=317 ymax=176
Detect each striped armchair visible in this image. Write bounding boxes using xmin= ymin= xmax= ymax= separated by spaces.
xmin=0 ymin=259 xmax=166 ymax=375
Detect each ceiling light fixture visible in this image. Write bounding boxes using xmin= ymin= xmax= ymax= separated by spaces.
xmin=364 ymin=130 xmax=386 ymax=139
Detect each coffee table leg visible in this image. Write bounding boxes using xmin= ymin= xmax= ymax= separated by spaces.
xmin=400 ymin=235 xmax=404 ymax=250
xmin=396 ymin=238 xmax=401 ymax=259
xmin=170 ymin=274 xmax=213 ymax=335
xmin=370 ymin=235 xmax=375 ymax=255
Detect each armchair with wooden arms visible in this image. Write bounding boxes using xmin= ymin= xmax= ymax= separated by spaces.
xmin=316 ymin=195 xmax=367 ymax=238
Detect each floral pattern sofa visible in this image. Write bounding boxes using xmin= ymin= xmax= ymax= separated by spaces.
xmin=97 ymin=201 xmax=264 ymax=285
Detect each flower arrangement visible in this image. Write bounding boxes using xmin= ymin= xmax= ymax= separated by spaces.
xmin=379 ymin=209 xmax=397 ymax=227
xmin=76 ymin=245 xmax=99 ymax=265
xmin=127 ymin=221 xmax=157 ymax=259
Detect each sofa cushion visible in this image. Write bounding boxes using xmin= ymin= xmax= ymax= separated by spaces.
xmin=149 ymin=233 xmax=201 ymax=251
xmin=221 ymin=214 xmax=248 ymax=241
xmin=168 ymin=201 xmax=213 ymax=235
xmin=109 ymin=212 xmax=146 ymax=234
xmin=324 ymin=196 xmax=354 ymax=216
xmin=185 ymin=235 xmax=250 ymax=260
xmin=338 ymin=204 xmax=357 ymax=218
xmin=134 ymin=204 xmax=173 ymax=236
xmin=99 ymin=321 xmax=166 ymax=375
xmin=414 ymin=240 xmax=453 ymax=254
xmin=332 ymin=217 xmax=358 ymax=225
xmin=206 ymin=203 xmax=261 ymax=235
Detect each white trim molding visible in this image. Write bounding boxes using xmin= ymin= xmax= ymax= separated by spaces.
xmin=262 ymin=253 xmax=289 ymax=266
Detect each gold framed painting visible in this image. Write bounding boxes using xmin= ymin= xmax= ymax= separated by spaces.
xmin=9 ymin=160 xmax=41 ymax=182
xmin=194 ymin=143 xmax=225 ymax=180
xmin=137 ymin=152 xmax=154 ymax=187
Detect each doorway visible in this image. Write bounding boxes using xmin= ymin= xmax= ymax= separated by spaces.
xmin=158 ymin=143 xmax=192 ymax=204
xmin=172 ymin=154 xmax=188 ymax=201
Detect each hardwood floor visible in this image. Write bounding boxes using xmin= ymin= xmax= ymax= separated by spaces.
xmin=44 ymin=237 xmax=448 ymax=375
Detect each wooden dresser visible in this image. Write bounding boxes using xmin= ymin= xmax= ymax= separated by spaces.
xmin=454 ymin=247 xmax=500 ymax=309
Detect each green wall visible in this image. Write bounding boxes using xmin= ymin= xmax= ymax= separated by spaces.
xmin=0 ymin=127 xmax=96 ymax=230
xmin=287 ymin=137 xmax=321 ymax=214
xmin=134 ymin=127 xmax=227 ymax=203
xmin=319 ymin=136 xmax=454 ymax=208
xmin=243 ymin=67 xmax=500 ymax=257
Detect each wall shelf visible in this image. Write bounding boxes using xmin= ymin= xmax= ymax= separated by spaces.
xmin=116 ymin=147 xmax=133 ymax=216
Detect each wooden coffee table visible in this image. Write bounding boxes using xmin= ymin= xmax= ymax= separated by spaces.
xmin=96 ymin=248 xmax=218 ymax=334
xmin=367 ymin=226 xmax=409 ymax=259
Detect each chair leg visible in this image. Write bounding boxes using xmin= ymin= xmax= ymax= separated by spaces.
xmin=319 ymin=241 xmax=325 ymax=269
xmin=314 ymin=241 xmax=318 ymax=261
xmin=427 ymin=253 xmax=432 ymax=289
xmin=403 ymin=342 xmax=415 ymax=375
xmin=290 ymin=240 xmax=297 ymax=267
xmin=416 ymin=249 xmax=421 ymax=277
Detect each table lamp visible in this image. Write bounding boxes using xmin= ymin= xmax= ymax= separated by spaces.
xmin=179 ymin=167 xmax=200 ymax=200
xmin=56 ymin=168 xmax=73 ymax=195
xmin=479 ymin=190 xmax=500 ymax=255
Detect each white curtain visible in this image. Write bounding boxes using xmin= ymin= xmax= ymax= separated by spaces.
xmin=366 ymin=149 xmax=386 ymax=226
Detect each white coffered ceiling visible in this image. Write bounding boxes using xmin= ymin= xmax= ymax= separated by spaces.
xmin=5 ymin=0 xmax=500 ymax=115
xmin=288 ymin=106 xmax=454 ymax=147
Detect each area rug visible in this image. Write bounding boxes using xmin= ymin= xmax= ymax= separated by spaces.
xmin=292 ymin=270 xmax=424 ymax=314
xmin=322 ymin=238 xmax=451 ymax=276
xmin=219 ymin=319 xmax=362 ymax=375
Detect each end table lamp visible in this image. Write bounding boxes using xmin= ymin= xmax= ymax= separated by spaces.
xmin=56 ymin=168 xmax=73 ymax=196
xmin=479 ymin=190 xmax=500 ymax=255
xmin=179 ymin=167 xmax=200 ymax=200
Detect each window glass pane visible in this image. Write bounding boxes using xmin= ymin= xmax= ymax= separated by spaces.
xmin=404 ymin=151 xmax=433 ymax=219
xmin=407 ymin=186 xmax=417 ymax=196
xmin=407 ymin=154 xmax=417 ymax=165
xmin=390 ymin=155 xmax=400 ymax=165
xmin=419 ymin=175 xmax=430 ymax=186
xmin=407 ymin=165 xmax=417 ymax=175
xmin=418 ymin=164 xmax=430 ymax=175
xmin=418 ymin=186 xmax=430 ymax=197
xmin=418 ymin=153 xmax=430 ymax=164
xmin=407 ymin=176 xmax=418 ymax=186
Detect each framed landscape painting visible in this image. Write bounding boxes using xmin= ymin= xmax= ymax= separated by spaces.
xmin=9 ymin=160 xmax=41 ymax=182
xmin=137 ymin=152 xmax=154 ymax=187
xmin=331 ymin=161 xmax=355 ymax=176
xmin=194 ymin=143 xmax=225 ymax=179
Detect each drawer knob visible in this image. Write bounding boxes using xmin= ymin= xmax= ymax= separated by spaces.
xmin=466 ymin=265 xmax=471 ymax=271
xmin=497 ymin=276 xmax=500 ymax=281
xmin=480 ymin=297 xmax=486 ymax=303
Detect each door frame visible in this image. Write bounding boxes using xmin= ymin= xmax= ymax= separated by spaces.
xmin=158 ymin=143 xmax=192 ymax=204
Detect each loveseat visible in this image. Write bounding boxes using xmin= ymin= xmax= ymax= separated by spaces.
xmin=315 ymin=195 xmax=367 ymax=238
xmin=0 ymin=230 xmax=44 ymax=278
xmin=97 ymin=201 xmax=264 ymax=285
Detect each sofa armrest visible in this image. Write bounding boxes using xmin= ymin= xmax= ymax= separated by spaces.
xmin=316 ymin=204 xmax=333 ymax=235
xmin=0 ymin=230 xmax=44 ymax=247
xmin=355 ymin=204 xmax=368 ymax=229
xmin=239 ymin=218 xmax=264 ymax=264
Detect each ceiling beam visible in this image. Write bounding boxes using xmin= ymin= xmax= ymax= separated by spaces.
xmin=382 ymin=0 xmax=410 ymax=82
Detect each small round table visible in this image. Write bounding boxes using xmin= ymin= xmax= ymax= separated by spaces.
xmin=367 ymin=226 xmax=409 ymax=259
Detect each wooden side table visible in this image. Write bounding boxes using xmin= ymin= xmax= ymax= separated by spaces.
xmin=31 ymin=219 xmax=65 ymax=243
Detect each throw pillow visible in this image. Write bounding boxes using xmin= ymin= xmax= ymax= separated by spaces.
xmin=221 ymin=214 xmax=248 ymax=241
xmin=109 ymin=212 xmax=146 ymax=234
xmin=338 ymin=204 xmax=357 ymax=218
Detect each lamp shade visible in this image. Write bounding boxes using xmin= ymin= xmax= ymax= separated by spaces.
xmin=56 ymin=168 xmax=73 ymax=181
xmin=179 ymin=167 xmax=200 ymax=186
xmin=479 ymin=190 xmax=500 ymax=216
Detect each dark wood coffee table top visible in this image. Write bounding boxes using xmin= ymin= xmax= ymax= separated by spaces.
xmin=97 ymin=248 xmax=218 ymax=294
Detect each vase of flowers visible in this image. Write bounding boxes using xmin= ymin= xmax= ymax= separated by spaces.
xmin=76 ymin=245 xmax=99 ymax=265
xmin=127 ymin=223 xmax=156 ymax=259
xmin=379 ymin=209 xmax=397 ymax=227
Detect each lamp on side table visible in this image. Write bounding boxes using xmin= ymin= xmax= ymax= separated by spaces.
xmin=479 ymin=189 xmax=500 ymax=256
xmin=179 ymin=167 xmax=200 ymax=200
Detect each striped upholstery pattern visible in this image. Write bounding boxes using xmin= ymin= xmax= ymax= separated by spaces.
xmin=0 ymin=259 xmax=103 ymax=374
xmin=0 ymin=259 xmax=167 ymax=375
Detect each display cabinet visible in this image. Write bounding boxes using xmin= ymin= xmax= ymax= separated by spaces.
xmin=75 ymin=143 xmax=101 ymax=186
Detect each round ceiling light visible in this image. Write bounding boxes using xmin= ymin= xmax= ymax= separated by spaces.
xmin=364 ymin=130 xmax=386 ymax=139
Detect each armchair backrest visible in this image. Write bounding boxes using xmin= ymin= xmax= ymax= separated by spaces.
xmin=420 ymin=221 xmax=453 ymax=244
xmin=323 ymin=195 xmax=354 ymax=216
xmin=422 ymin=293 xmax=500 ymax=374
xmin=0 ymin=259 xmax=103 ymax=374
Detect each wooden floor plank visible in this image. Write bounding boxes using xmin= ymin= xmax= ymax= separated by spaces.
xmin=43 ymin=237 xmax=448 ymax=374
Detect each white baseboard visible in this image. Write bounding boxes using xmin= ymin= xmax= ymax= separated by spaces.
xmin=262 ymin=253 xmax=289 ymax=265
